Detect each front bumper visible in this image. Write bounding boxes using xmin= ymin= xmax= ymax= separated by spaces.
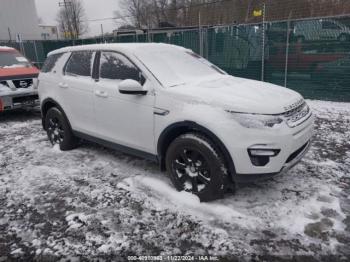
xmin=211 ymin=111 xmax=314 ymax=182
xmin=0 ymin=90 xmax=39 ymax=111
xmin=235 ymin=140 xmax=311 ymax=183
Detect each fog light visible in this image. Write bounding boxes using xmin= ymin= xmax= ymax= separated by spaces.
xmin=248 ymin=148 xmax=280 ymax=167
xmin=249 ymin=149 xmax=280 ymax=156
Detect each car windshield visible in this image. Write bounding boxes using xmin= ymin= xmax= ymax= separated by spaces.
xmin=0 ymin=51 xmax=31 ymax=68
xmin=136 ymin=48 xmax=225 ymax=87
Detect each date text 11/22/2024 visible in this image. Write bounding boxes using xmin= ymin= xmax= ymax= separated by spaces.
xmin=127 ymin=255 xmax=219 ymax=261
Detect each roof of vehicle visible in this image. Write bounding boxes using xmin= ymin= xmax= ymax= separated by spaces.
xmin=0 ymin=46 xmax=16 ymax=52
xmin=48 ymin=43 xmax=188 ymax=56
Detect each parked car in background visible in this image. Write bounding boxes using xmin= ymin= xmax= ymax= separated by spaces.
xmin=0 ymin=46 xmax=39 ymax=112
xmin=268 ymin=42 xmax=347 ymax=73
xmin=314 ymin=56 xmax=350 ymax=86
xmin=38 ymin=43 xmax=313 ymax=201
xmin=294 ymin=19 xmax=350 ymax=42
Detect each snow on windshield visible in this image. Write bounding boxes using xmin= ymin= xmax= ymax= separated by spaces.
xmin=136 ymin=48 xmax=224 ymax=87
xmin=0 ymin=51 xmax=30 ymax=68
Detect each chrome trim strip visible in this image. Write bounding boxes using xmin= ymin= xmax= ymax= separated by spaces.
xmin=281 ymin=141 xmax=311 ymax=173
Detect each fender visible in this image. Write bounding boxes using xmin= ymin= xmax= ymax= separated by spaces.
xmin=157 ymin=121 xmax=236 ymax=178
xmin=41 ymin=98 xmax=73 ymax=131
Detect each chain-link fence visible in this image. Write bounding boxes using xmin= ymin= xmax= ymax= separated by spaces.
xmin=1 ymin=16 xmax=350 ymax=102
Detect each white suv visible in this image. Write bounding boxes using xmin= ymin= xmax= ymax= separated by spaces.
xmin=38 ymin=43 xmax=314 ymax=201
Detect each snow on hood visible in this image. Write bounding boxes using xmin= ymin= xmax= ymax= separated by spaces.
xmin=166 ymin=75 xmax=303 ymax=114
xmin=0 ymin=46 xmax=15 ymax=51
xmin=1 ymin=64 xmax=27 ymax=69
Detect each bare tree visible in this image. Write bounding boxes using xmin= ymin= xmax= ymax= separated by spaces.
xmin=115 ymin=0 xmax=350 ymax=28
xmin=56 ymin=0 xmax=88 ymax=39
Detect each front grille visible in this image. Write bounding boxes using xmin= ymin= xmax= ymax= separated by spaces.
xmin=12 ymin=79 xmax=33 ymax=89
xmin=12 ymin=95 xmax=39 ymax=104
xmin=283 ymin=102 xmax=311 ymax=127
xmin=286 ymin=142 xmax=308 ymax=163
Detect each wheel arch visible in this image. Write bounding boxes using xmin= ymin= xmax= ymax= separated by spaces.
xmin=157 ymin=121 xmax=236 ymax=178
xmin=41 ymin=98 xmax=72 ymax=131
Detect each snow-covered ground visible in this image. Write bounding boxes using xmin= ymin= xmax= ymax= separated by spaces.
xmin=0 ymin=100 xmax=349 ymax=261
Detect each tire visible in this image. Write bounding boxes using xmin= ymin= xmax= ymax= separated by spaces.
xmin=44 ymin=107 xmax=78 ymax=151
xmin=165 ymin=133 xmax=229 ymax=202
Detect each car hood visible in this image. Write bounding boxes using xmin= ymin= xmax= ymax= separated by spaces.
xmin=166 ymin=75 xmax=304 ymax=114
xmin=0 ymin=66 xmax=39 ymax=81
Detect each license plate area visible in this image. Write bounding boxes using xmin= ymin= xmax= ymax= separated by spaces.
xmin=12 ymin=94 xmax=39 ymax=105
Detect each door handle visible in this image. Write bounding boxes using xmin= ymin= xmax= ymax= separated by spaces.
xmin=58 ymin=82 xmax=68 ymax=89
xmin=94 ymin=90 xmax=108 ymax=98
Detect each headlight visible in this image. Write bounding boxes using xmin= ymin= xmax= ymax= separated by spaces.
xmin=227 ymin=111 xmax=284 ymax=129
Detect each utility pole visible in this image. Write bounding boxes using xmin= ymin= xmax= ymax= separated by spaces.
xmin=59 ymin=0 xmax=73 ymax=40
xmin=101 ymin=24 xmax=104 ymax=42
xmin=8 ymin=27 xmax=12 ymax=41
xmin=199 ymin=10 xmax=203 ymax=57
xmin=261 ymin=3 xmax=266 ymax=82
xmin=284 ymin=12 xmax=293 ymax=88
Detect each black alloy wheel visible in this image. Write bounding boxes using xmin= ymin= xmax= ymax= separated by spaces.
xmin=171 ymin=147 xmax=211 ymax=193
xmin=44 ymin=107 xmax=78 ymax=151
xmin=166 ymin=133 xmax=229 ymax=202
xmin=47 ymin=116 xmax=65 ymax=145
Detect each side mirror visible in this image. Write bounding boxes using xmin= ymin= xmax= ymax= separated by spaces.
xmin=118 ymin=79 xmax=147 ymax=95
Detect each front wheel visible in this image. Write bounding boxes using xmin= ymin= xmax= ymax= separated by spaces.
xmin=165 ymin=133 xmax=229 ymax=202
xmin=45 ymin=107 xmax=78 ymax=151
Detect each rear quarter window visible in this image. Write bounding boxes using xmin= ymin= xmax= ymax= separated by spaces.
xmin=41 ymin=53 xmax=64 ymax=73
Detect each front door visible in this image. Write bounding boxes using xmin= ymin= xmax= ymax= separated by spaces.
xmin=93 ymin=51 xmax=156 ymax=154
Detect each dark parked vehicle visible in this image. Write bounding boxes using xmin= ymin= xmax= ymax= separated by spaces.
xmin=314 ymin=56 xmax=350 ymax=86
xmin=268 ymin=43 xmax=348 ymax=73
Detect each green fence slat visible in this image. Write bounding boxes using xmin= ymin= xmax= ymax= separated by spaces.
xmin=2 ymin=16 xmax=349 ymax=102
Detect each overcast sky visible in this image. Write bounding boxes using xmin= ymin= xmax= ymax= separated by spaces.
xmin=34 ymin=0 xmax=122 ymax=37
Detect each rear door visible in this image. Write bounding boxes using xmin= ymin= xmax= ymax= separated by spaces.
xmin=93 ymin=51 xmax=156 ymax=154
xmin=60 ymin=51 xmax=97 ymax=135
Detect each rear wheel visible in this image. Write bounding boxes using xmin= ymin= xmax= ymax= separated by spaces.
xmin=165 ymin=133 xmax=229 ymax=202
xmin=45 ymin=107 xmax=78 ymax=151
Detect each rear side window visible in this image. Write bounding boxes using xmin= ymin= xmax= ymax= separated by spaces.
xmin=99 ymin=52 xmax=141 ymax=82
xmin=41 ymin=53 xmax=63 ymax=73
xmin=65 ymin=51 xmax=93 ymax=77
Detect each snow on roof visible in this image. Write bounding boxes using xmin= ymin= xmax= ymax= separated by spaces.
xmin=48 ymin=43 xmax=187 ymax=57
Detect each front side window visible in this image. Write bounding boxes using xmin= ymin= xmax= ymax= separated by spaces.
xmin=65 ymin=51 xmax=93 ymax=77
xmin=99 ymin=52 xmax=141 ymax=82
